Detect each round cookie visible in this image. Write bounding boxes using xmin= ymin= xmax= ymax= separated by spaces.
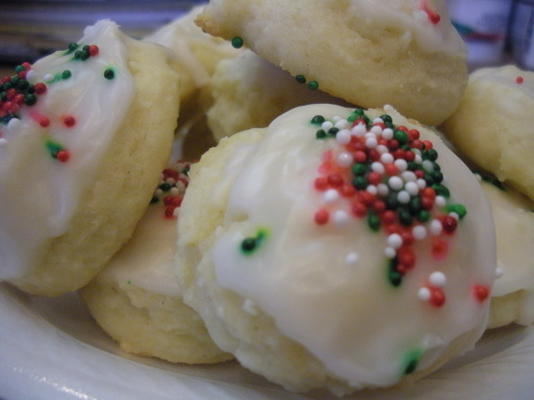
xmin=480 ymin=180 xmax=534 ymax=329
xmin=196 ymin=0 xmax=468 ymax=126
xmin=144 ymin=5 xmax=240 ymax=105
xmin=82 ymin=161 xmax=231 ymax=364
xmin=177 ymin=104 xmax=496 ymax=394
xmin=442 ymin=65 xmax=534 ymax=200
xmin=0 ymin=20 xmax=180 ymax=296
xmin=208 ymin=49 xmax=347 ymax=141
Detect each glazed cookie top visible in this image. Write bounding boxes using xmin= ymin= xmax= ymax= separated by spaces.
xmin=101 ymin=161 xmax=190 ymax=297
xmin=480 ymin=180 xmax=534 ymax=297
xmin=0 ymin=20 xmax=134 ymax=280
xmin=210 ymin=104 xmax=495 ymax=387
xmin=471 ymin=65 xmax=533 ymax=98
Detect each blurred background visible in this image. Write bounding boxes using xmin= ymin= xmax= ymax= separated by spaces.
xmin=0 ymin=0 xmax=532 ymax=71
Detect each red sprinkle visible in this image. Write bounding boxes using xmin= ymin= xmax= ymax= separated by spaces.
xmin=340 ymin=183 xmax=356 ymax=198
xmin=516 ymin=76 xmax=524 ymax=84
xmin=314 ymin=209 xmax=330 ymax=225
xmin=56 ymin=150 xmax=70 ymax=163
xmin=430 ymin=287 xmax=446 ymax=307
xmin=351 ymin=202 xmax=367 ymax=218
xmin=34 ymin=82 xmax=47 ymax=95
xmin=442 ymin=216 xmax=457 ymax=234
xmin=432 ymin=238 xmax=448 ymax=260
xmin=327 ymin=173 xmax=343 ymax=188
xmin=63 ymin=115 xmax=76 ymax=127
xmin=473 ymin=285 xmax=490 ymax=303
xmin=165 ymin=206 xmax=176 ymax=219
xmin=39 ymin=116 xmax=50 ymax=128
xmin=314 ymin=176 xmax=329 ymax=191
xmin=88 ymin=45 xmax=99 ymax=56
xmin=397 ymin=247 xmax=416 ymax=269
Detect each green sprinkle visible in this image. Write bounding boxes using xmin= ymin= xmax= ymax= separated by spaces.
xmin=307 ymin=80 xmax=319 ymax=90
xmin=352 ymin=176 xmax=367 ymax=190
xmin=353 ymin=108 xmax=364 ymax=116
xmin=45 ymin=139 xmax=63 ymax=158
xmin=352 ymin=163 xmax=367 ymax=176
xmin=104 ymin=68 xmax=115 ymax=80
xmin=402 ymin=349 xmax=424 ymax=375
xmin=127 ymin=280 xmax=132 ymax=285
xmin=16 ymin=79 xmax=29 ymax=90
xmin=388 ymin=259 xmax=402 ymax=287
xmin=240 ymin=228 xmax=269 ymax=255
xmin=424 ymin=149 xmax=438 ymax=161
xmin=394 ymin=130 xmax=409 ymax=145
xmin=62 ymin=70 xmax=72 ymax=80
xmin=347 ymin=113 xmax=358 ymax=123
xmin=295 ymin=74 xmax=306 ymax=84
xmin=432 ymin=184 xmax=450 ymax=198
xmin=481 ymin=174 xmax=506 ymax=191
xmin=409 ymin=197 xmax=422 ymax=214
xmin=367 ymin=213 xmax=381 ymax=232
xmin=445 ymin=204 xmax=467 ymax=219
xmin=417 ymin=209 xmax=431 ymax=222
xmin=398 ymin=208 xmax=413 ymax=226
xmin=159 ymin=183 xmax=172 ymax=192
xmin=311 ymin=115 xmax=325 ymax=125
xmin=14 ymin=65 xmax=25 ymax=73
xmin=150 ymin=196 xmax=159 ymax=204
xmin=316 ymin=129 xmax=327 ymax=139
xmin=380 ymin=114 xmax=393 ymax=124
xmin=328 ymin=127 xmax=339 ymax=136
xmin=24 ymin=94 xmax=37 ymax=106
xmin=231 ymin=36 xmax=244 ymax=48
xmin=431 ymin=170 xmax=444 ymax=184
xmin=65 ymin=42 xmax=79 ymax=54
xmin=386 ymin=193 xmax=399 ymax=210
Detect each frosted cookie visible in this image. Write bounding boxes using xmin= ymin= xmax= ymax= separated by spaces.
xmin=208 ymin=49 xmax=347 ymax=141
xmin=442 ymin=65 xmax=534 ymax=200
xmin=144 ymin=5 xmax=240 ymax=104
xmin=177 ymin=104 xmax=496 ymax=394
xmin=196 ymin=0 xmax=468 ymax=126
xmin=0 ymin=21 xmax=180 ymax=296
xmin=82 ymin=162 xmax=231 ymax=364
xmin=479 ymin=180 xmax=534 ymax=329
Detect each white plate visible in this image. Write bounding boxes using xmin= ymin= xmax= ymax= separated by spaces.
xmin=1 ymin=282 xmax=534 ymax=400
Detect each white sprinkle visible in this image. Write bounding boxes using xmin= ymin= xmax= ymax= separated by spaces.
xmin=345 ymin=252 xmax=360 ymax=264
xmin=413 ymin=148 xmax=422 ymax=156
xmin=25 ymin=70 xmax=34 ymax=81
xmin=366 ymin=185 xmax=378 ymax=196
xmin=387 ymin=233 xmax=403 ymax=249
xmin=405 ymin=181 xmax=419 ymax=196
xmin=321 ymin=121 xmax=333 ymax=131
xmin=402 ymin=171 xmax=417 ymax=182
xmin=352 ymin=123 xmax=366 ymax=136
xmin=336 ymin=129 xmax=351 ymax=145
xmin=332 ymin=115 xmax=342 ymax=122
xmin=435 ymin=195 xmax=446 ymax=207
xmin=0 ymin=138 xmax=7 ymax=147
xmin=384 ymin=247 xmax=396 ymax=258
xmin=414 ymin=9 xmax=428 ymax=22
xmin=429 ymin=271 xmax=447 ymax=287
xmin=43 ymin=73 xmax=53 ymax=81
xmin=495 ymin=266 xmax=504 ymax=279
xmin=323 ymin=189 xmax=339 ymax=203
xmin=382 ymin=128 xmax=394 ymax=140
xmin=155 ymin=189 xmax=164 ymax=197
xmin=371 ymin=162 xmax=385 ymax=174
xmin=333 ymin=210 xmax=349 ymax=226
xmin=173 ymin=207 xmax=180 ymax=217
xmin=170 ymin=187 xmax=180 ymax=196
xmin=429 ymin=219 xmax=443 ymax=236
xmin=377 ymin=144 xmax=389 ymax=154
xmin=423 ymin=160 xmax=434 ymax=172
xmin=418 ymin=287 xmax=431 ymax=302
xmin=7 ymin=118 xmax=20 ymax=130
xmin=415 ymin=154 xmax=422 ymax=163
xmin=377 ymin=183 xmax=389 ymax=197
xmin=417 ymin=179 xmax=427 ymax=189
xmin=412 ymin=225 xmax=427 ymax=240
xmin=394 ymin=159 xmax=408 ymax=171
xmin=371 ymin=125 xmax=382 ymax=134
xmin=373 ymin=117 xmax=384 ymax=124
xmin=449 ymin=212 xmax=459 ymax=220
xmin=336 ymin=152 xmax=353 ymax=167
xmin=388 ymin=176 xmax=403 ymax=191
xmin=474 ymin=173 xmax=482 ymax=182
xmin=381 ymin=153 xmax=394 ymax=164
xmin=397 ymin=190 xmax=410 ymax=204
xmin=365 ymin=132 xmax=377 ymax=141
xmin=242 ymin=299 xmax=258 ymax=316
xmin=335 ymin=119 xmax=349 ymax=130
xmin=365 ymin=137 xmax=378 ymax=148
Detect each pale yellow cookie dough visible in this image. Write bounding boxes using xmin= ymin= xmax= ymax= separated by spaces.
xmin=11 ymin=33 xmax=180 ymax=296
xmin=208 ymin=49 xmax=347 ymax=141
xmin=197 ymin=0 xmax=468 ymax=126
xmin=442 ymin=65 xmax=534 ymax=200
xmin=482 ymin=181 xmax=534 ymax=329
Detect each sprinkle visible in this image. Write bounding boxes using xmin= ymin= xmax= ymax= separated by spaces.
xmin=323 ymin=189 xmax=339 ymax=203
xmin=429 ymin=219 xmax=443 ymax=236
xmin=397 ymin=190 xmax=410 ymax=204
xmin=63 ymin=115 xmax=76 ymax=127
xmin=418 ymin=287 xmax=431 ymax=301
xmin=345 ymin=252 xmax=359 ymax=264
xmin=295 ymin=75 xmax=306 ymax=84
xmin=366 ymin=185 xmax=378 ymax=196
xmin=384 ymin=247 xmax=396 ymax=258
xmin=495 ymin=267 xmax=504 ymax=279
xmin=7 ymin=118 xmax=20 ymax=130
xmin=321 ymin=121 xmax=333 ymax=131
xmin=307 ymin=80 xmax=319 ymax=90
xmin=104 ymin=68 xmax=115 ymax=80
xmin=365 ymin=136 xmax=378 ymax=148
xmin=429 ymin=271 xmax=447 ymax=287
xmin=240 ymin=229 xmax=268 ymax=255
xmin=516 ymin=76 xmax=524 ymax=84
xmin=381 ymin=153 xmax=394 ymax=164
xmin=311 ymin=115 xmax=325 ymax=125
xmin=314 ymin=209 xmax=330 ymax=225
xmin=231 ymin=36 xmax=244 ymax=48
xmin=435 ymin=195 xmax=446 ymax=207
xmin=43 ymin=73 xmax=53 ymax=82
xmin=335 ymin=119 xmax=349 ymax=130
xmin=403 ymin=349 xmax=423 ymax=375
xmin=333 ymin=210 xmax=349 ymax=226
xmin=405 ymin=181 xmax=419 ymax=196
xmin=377 ymin=183 xmax=389 ymax=197
xmin=473 ymin=285 xmax=490 ymax=303
xmin=388 ymin=176 xmax=404 ymax=191
xmin=387 ymin=233 xmax=403 ymax=249
xmin=352 ymin=123 xmax=366 ymax=135
xmin=394 ymin=159 xmax=408 ymax=171
xmin=416 ymin=178 xmax=427 ymax=189
xmin=421 ymin=0 xmax=441 ymax=24
xmin=61 ymin=70 xmax=72 ymax=80
xmin=336 ymin=129 xmax=351 ymax=145
xmin=382 ymin=128 xmax=394 ymax=140
xmin=412 ymin=225 xmax=427 ymax=240
xmin=336 ymin=152 xmax=353 ymax=167
xmin=430 ymin=287 xmax=446 ymax=307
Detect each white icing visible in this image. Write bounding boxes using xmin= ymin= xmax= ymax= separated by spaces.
xmin=100 ymin=205 xmax=182 ymax=297
xmin=347 ymin=0 xmax=466 ymax=56
xmin=471 ymin=65 xmax=534 ymax=99
xmin=211 ymin=104 xmax=495 ymax=387
xmin=0 ymin=20 xmax=134 ymax=280
xmin=483 ymin=182 xmax=534 ymax=297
